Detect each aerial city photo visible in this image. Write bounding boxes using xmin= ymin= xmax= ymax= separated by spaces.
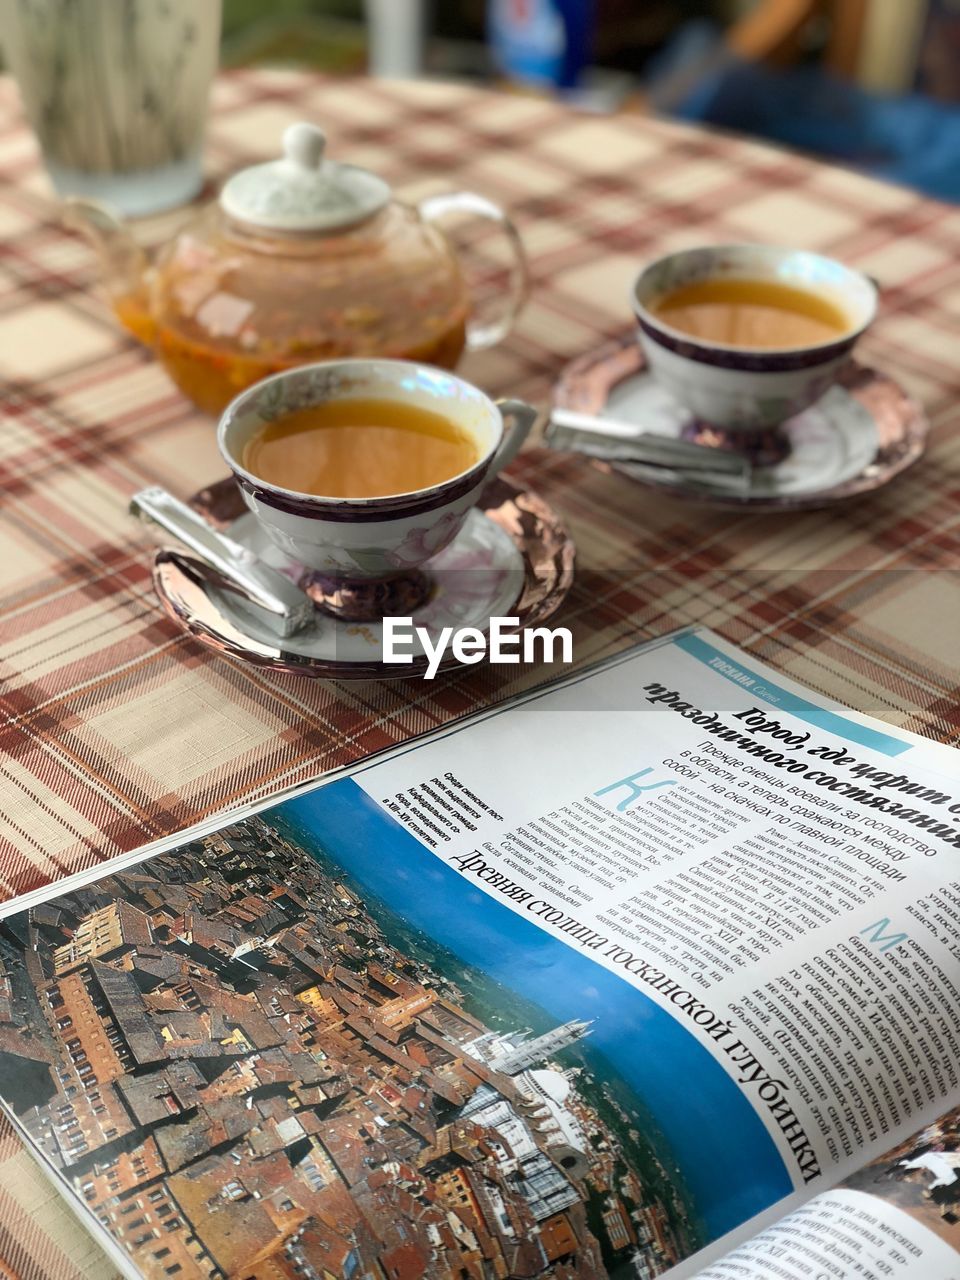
xmin=844 ymin=1105 xmax=960 ymax=1246
xmin=0 ymin=780 xmax=780 ymax=1280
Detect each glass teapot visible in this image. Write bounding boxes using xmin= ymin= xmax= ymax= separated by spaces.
xmin=66 ymin=123 xmax=529 ymax=415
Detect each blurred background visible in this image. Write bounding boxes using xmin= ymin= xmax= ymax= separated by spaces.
xmin=3 ymin=0 xmax=959 ymax=202
xmin=224 ymin=0 xmax=960 ymax=202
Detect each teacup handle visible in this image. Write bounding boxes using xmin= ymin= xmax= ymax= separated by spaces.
xmin=419 ymin=191 xmax=530 ymax=351
xmin=489 ymin=399 xmax=538 ymax=475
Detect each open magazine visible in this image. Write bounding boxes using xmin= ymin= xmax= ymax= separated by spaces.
xmin=2 ymin=627 xmax=960 ymax=1280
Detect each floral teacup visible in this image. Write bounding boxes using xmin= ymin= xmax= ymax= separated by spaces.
xmin=632 ymin=244 xmax=878 ymax=463
xmin=217 ymin=359 xmax=536 ymax=619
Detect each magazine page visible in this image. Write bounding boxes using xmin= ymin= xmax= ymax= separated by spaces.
xmin=300 ymin=627 xmax=960 ymax=1274
xmin=0 ymin=627 xmax=958 ymax=1280
xmin=694 ymin=1103 xmax=960 ymax=1278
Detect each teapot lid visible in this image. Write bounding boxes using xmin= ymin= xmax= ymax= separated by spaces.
xmin=220 ymin=122 xmax=391 ymax=233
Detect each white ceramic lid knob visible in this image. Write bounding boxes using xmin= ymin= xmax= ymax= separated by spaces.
xmin=283 ymin=122 xmax=326 ymax=172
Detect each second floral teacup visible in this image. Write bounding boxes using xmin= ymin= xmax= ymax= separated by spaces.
xmin=632 ymin=244 xmax=878 ymax=463
xmin=217 ymin=359 xmax=536 ymax=619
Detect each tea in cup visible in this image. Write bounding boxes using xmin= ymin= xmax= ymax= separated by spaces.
xmin=217 ymin=359 xmax=536 ymax=619
xmin=632 ymin=244 xmax=878 ymax=461
xmin=241 ymin=396 xmax=481 ymax=500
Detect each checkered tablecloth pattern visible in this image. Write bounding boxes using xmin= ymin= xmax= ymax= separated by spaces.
xmin=1 ymin=68 xmax=959 ymax=1278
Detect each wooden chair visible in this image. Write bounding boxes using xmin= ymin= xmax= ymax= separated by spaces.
xmin=726 ymin=0 xmax=870 ymax=75
xmin=636 ymin=0 xmax=873 ymax=113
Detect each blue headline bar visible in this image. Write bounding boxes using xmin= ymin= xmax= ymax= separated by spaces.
xmin=674 ymin=633 xmax=911 ymax=758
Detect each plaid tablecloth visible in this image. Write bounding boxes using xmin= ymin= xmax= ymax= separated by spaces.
xmin=1 ymin=68 xmax=959 ymax=1279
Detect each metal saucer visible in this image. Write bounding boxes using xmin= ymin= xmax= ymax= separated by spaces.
xmin=551 ymin=335 xmax=930 ymax=511
xmin=152 ymin=475 xmax=575 ymax=680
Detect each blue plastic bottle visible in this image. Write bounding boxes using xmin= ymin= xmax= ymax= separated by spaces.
xmin=488 ymin=0 xmax=593 ymax=92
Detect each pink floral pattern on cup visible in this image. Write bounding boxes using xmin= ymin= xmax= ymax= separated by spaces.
xmin=388 ymin=512 xmax=463 ymax=568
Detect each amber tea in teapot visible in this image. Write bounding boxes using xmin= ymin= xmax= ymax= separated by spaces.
xmin=242 ymin=398 xmax=479 ymax=499
xmin=124 ymin=289 xmax=469 ymax=420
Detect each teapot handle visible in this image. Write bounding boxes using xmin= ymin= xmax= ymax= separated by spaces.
xmin=419 ymin=191 xmax=529 ymax=352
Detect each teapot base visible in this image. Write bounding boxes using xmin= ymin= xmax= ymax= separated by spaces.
xmin=151 ymin=312 xmax=467 ymax=417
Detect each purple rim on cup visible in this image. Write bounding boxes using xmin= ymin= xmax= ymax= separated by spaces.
xmin=632 ymin=244 xmax=879 ymax=466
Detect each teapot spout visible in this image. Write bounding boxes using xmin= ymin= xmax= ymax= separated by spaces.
xmin=62 ymin=198 xmax=153 ymax=343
